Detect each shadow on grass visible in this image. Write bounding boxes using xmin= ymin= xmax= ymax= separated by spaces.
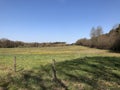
xmin=57 ymin=56 xmax=120 ymax=89
xmin=41 ymin=56 xmax=120 ymax=89
xmin=1 ymin=56 xmax=120 ymax=90
xmin=109 ymin=49 xmax=120 ymax=53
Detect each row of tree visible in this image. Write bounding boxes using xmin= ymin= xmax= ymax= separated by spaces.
xmin=0 ymin=39 xmax=67 ymax=48
xmin=75 ymin=24 xmax=120 ymax=51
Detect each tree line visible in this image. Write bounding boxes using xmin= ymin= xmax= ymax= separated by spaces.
xmin=0 ymin=39 xmax=67 ymax=48
xmin=75 ymin=24 xmax=120 ymax=51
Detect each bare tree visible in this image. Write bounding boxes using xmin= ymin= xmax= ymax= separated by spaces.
xmin=90 ymin=27 xmax=96 ymax=38
xmin=90 ymin=26 xmax=103 ymax=38
xmin=96 ymin=26 xmax=103 ymax=36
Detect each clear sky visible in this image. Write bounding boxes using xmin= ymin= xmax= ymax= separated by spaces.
xmin=0 ymin=0 xmax=120 ymax=43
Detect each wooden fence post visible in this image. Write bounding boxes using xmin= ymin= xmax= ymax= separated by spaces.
xmin=14 ymin=56 xmax=16 ymax=72
xmin=51 ymin=59 xmax=68 ymax=90
xmin=52 ymin=59 xmax=57 ymax=81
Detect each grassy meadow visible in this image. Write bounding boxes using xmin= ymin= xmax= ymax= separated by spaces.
xmin=0 ymin=46 xmax=120 ymax=90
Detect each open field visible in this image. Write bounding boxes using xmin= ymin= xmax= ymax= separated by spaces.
xmin=0 ymin=46 xmax=120 ymax=90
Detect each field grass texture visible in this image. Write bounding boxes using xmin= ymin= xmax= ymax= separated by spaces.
xmin=0 ymin=46 xmax=120 ymax=90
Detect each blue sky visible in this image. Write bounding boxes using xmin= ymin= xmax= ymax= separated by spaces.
xmin=0 ymin=0 xmax=120 ymax=43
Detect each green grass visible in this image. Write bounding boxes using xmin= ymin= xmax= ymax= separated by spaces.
xmin=0 ymin=46 xmax=120 ymax=90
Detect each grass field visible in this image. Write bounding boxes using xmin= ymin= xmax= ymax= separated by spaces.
xmin=0 ymin=46 xmax=120 ymax=90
